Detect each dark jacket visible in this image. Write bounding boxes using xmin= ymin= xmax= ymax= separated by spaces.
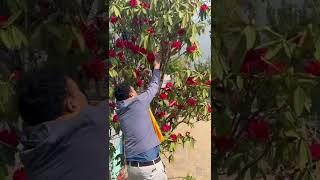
xmin=20 ymin=101 xmax=108 ymax=180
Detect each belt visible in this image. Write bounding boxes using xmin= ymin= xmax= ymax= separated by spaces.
xmin=126 ymin=156 xmax=161 ymax=167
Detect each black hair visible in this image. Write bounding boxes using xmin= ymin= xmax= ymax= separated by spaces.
xmin=114 ymin=82 xmax=131 ymax=101
xmin=17 ymin=68 xmax=67 ymax=126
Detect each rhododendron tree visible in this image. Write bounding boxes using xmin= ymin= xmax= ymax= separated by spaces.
xmin=213 ymin=0 xmax=320 ymax=179
xmin=0 ymin=0 xmax=107 ymax=179
xmin=108 ymin=0 xmax=211 ymax=172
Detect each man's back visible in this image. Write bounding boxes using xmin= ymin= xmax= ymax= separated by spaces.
xmin=20 ymin=101 xmax=108 ymax=180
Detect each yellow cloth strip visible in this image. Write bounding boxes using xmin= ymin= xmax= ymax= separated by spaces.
xmin=149 ymin=108 xmax=164 ymax=143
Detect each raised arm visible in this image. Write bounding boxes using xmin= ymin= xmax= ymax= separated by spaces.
xmin=137 ymin=53 xmax=161 ymax=104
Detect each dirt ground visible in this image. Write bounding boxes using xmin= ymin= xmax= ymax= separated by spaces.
xmin=161 ymin=121 xmax=211 ymax=180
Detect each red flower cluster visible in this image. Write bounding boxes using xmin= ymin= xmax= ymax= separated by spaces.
xmin=108 ymin=49 xmax=116 ymax=58
xmin=0 ymin=16 xmax=8 ymax=26
xmin=147 ymin=52 xmax=155 ymax=62
xmin=177 ymin=28 xmax=185 ymax=36
xmin=204 ymin=80 xmax=211 ymax=86
xmin=110 ymin=15 xmax=118 ymax=24
xmin=141 ymin=1 xmax=151 ymax=9
xmin=304 ymin=60 xmax=320 ymax=76
xmin=161 ymin=124 xmax=171 ymax=132
xmin=82 ymin=58 xmax=105 ymax=80
xmin=186 ymin=44 xmax=197 ymax=53
xmin=159 ymin=92 xmax=168 ymax=100
xmin=117 ymin=51 xmax=124 ymax=61
xmin=310 ymin=144 xmax=320 ymax=161
xmin=169 ymin=100 xmax=177 ymax=107
xmin=80 ymin=24 xmax=98 ymax=53
xmin=0 ymin=129 xmax=19 ymax=147
xmin=208 ymin=104 xmax=212 ymax=113
xmin=170 ymin=134 xmax=177 ymax=142
xmin=247 ymin=117 xmax=270 ymax=142
xmin=109 ymin=101 xmax=116 ymax=110
xmin=129 ymin=0 xmax=138 ymax=7
xmin=136 ymin=79 xmax=144 ymax=87
xmin=171 ymin=40 xmax=182 ymax=49
xmin=132 ymin=16 xmax=152 ymax=25
xmin=13 ymin=168 xmax=27 ymax=180
xmin=240 ymin=48 xmax=285 ymax=75
xmin=147 ymin=27 xmax=155 ymax=35
xmin=112 ymin=115 xmax=119 ymax=123
xmin=187 ymin=98 xmax=197 ymax=107
xmin=156 ymin=111 xmax=167 ymax=118
xmin=200 ymin=4 xmax=209 ymax=11
xmin=186 ymin=77 xmax=200 ymax=86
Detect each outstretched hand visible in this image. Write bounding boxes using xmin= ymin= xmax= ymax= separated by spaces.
xmin=154 ymin=52 xmax=161 ymax=70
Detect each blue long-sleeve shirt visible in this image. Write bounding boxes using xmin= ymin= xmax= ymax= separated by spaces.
xmin=115 ymin=69 xmax=161 ymax=160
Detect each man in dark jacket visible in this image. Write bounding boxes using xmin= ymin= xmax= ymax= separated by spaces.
xmin=114 ymin=53 xmax=167 ymax=180
xmin=17 ymin=69 xmax=126 ymax=180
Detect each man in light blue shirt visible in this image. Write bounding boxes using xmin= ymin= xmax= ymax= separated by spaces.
xmin=115 ymin=54 xmax=167 ymax=180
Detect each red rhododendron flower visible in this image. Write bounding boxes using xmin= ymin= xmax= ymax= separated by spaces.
xmin=139 ymin=47 xmax=148 ymax=54
xmin=147 ymin=27 xmax=155 ymax=35
xmin=177 ymin=104 xmax=184 ymax=109
xmin=0 ymin=16 xmax=8 ymax=26
xmin=186 ymin=44 xmax=197 ymax=53
xmin=304 ymin=60 xmax=320 ymax=76
xmin=11 ymin=69 xmax=22 ymax=81
xmin=13 ymin=168 xmax=27 ymax=180
xmin=117 ymin=51 xmax=125 ymax=61
xmin=131 ymin=36 xmax=138 ymax=42
xmin=214 ymin=136 xmax=234 ymax=153
xmin=108 ymin=49 xmax=116 ymax=58
xmin=159 ymin=93 xmax=168 ymax=100
xmin=0 ymin=129 xmax=19 ymax=147
xmin=157 ymin=111 xmax=166 ymax=118
xmin=115 ymin=39 xmax=125 ymax=48
xmin=131 ymin=45 xmax=140 ymax=54
xmin=265 ymin=62 xmax=285 ymax=75
xmin=177 ymin=28 xmax=185 ymax=36
xmin=80 ymin=24 xmax=98 ymax=52
xmin=165 ymin=82 xmax=174 ymax=89
xmin=208 ymin=104 xmax=212 ymax=113
xmin=141 ymin=1 xmax=151 ymax=9
xmin=170 ymin=134 xmax=178 ymax=142
xmin=147 ymin=52 xmax=155 ymax=62
xmin=129 ymin=0 xmax=138 ymax=7
xmin=247 ymin=117 xmax=270 ymax=141
xmin=134 ymin=68 xmax=141 ymax=77
xmin=169 ymin=100 xmax=177 ymax=107
xmin=161 ymin=124 xmax=171 ymax=132
xmin=109 ymin=101 xmax=116 ymax=110
xmin=187 ymin=98 xmax=197 ymax=107
xmin=136 ymin=79 xmax=144 ymax=87
xmin=171 ymin=40 xmax=182 ymax=49
xmin=240 ymin=48 xmax=268 ymax=74
xmin=204 ymin=80 xmax=211 ymax=86
xmin=186 ymin=77 xmax=200 ymax=86
xmin=310 ymin=144 xmax=320 ymax=161
xmin=112 ymin=115 xmax=119 ymax=123
xmin=110 ymin=15 xmax=117 ymax=24
xmin=200 ymin=4 xmax=209 ymax=11
xmin=82 ymin=58 xmax=105 ymax=80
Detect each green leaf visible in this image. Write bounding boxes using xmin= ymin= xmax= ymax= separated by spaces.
xmin=264 ymin=44 xmax=282 ymax=60
xmin=283 ymin=41 xmax=292 ymax=59
xmin=294 ymin=87 xmax=306 ymax=116
xmin=314 ymin=38 xmax=320 ymax=60
xmin=3 ymin=10 xmax=22 ymax=28
xmin=243 ymin=26 xmax=256 ymax=50
xmin=231 ymin=34 xmax=247 ymax=74
xmin=46 ymin=24 xmax=63 ymax=40
xmin=236 ymin=76 xmax=243 ymax=89
xmin=14 ymin=26 xmax=28 ymax=47
xmin=0 ymin=30 xmax=12 ymax=49
xmin=298 ymin=140 xmax=310 ymax=170
xmin=144 ymin=35 xmax=149 ymax=49
xmin=168 ymin=16 xmax=173 ymax=26
xmin=71 ymin=26 xmax=86 ymax=52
